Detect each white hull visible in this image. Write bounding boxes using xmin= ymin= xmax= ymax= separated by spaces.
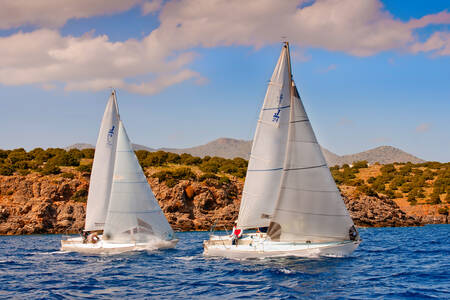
xmin=61 ymin=236 xmax=178 ymax=254
xmin=203 ymin=233 xmax=360 ymax=259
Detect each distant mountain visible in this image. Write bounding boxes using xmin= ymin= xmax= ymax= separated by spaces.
xmin=66 ymin=138 xmax=425 ymax=165
xmin=160 ymin=138 xmax=253 ymax=159
xmin=332 ymin=146 xmax=425 ymax=166
xmin=66 ymin=143 xmax=154 ymax=152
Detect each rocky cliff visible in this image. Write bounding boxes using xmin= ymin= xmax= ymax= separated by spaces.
xmin=1 ymin=171 xmax=441 ymax=235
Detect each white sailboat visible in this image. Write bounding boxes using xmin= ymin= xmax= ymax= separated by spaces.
xmin=203 ymin=43 xmax=360 ymax=259
xmin=61 ymin=91 xmax=177 ymax=254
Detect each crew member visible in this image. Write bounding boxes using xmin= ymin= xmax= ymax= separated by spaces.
xmin=231 ymin=223 xmax=243 ymax=245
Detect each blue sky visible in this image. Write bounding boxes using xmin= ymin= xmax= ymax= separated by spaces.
xmin=0 ymin=0 xmax=449 ymax=162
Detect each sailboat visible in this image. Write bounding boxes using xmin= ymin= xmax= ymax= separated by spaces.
xmin=203 ymin=43 xmax=360 ymax=259
xmin=61 ymin=91 xmax=177 ymax=254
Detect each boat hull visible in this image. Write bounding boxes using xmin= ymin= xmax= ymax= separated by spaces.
xmin=203 ymin=233 xmax=360 ymax=259
xmin=61 ymin=236 xmax=178 ymax=254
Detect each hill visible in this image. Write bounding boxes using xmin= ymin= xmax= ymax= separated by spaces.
xmin=67 ymin=138 xmax=425 ymax=165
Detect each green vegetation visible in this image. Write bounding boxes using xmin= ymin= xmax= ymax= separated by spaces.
xmin=0 ymin=147 xmax=448 ymax=206
xmin=0 ymin=147 xmax=94 ymax=176
xmin=73 ymin=188 xmax=88 ymax=202
xmin=333 ymin=161 xmax=450 ymax=205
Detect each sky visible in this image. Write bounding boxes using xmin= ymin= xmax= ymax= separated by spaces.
xmin=0 ymin=0 xmax=449 ymax=162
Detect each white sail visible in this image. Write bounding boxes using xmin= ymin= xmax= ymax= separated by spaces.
xmin=237 ymin=45 xmax=292 ymax=229
xmin=103 ymin=121 xmax=175 ymax=243
xmin=268 ymin=82 xmax=354 ymax=243
xmin=84 ymin=91 xmax=120 ymax=231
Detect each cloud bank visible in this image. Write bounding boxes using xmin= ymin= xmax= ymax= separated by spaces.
xmin=0 ymin=0 xmax=449 ymax=95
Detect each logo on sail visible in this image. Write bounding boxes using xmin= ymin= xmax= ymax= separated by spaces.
xmin=107 ymin=125 xmax=115 ymax=145
xmin=272 ymin=93 xmax=283 ymax=123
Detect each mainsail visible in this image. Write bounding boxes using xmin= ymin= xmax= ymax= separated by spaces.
xmin=237 ymin=44 xmax=292 ymax=229
xmin=103 ymin=121 xmax=174 ymax=242
xmin=268 ymin=79 xmax=354 ymax=242
xmin=84 ymin=91 xmax=120 ymax=231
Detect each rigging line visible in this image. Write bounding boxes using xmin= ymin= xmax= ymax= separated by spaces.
xmin=274 ymin=208 xmax=349 ymax=217
xmin=284 ymin=164 xmax=327 ymax=171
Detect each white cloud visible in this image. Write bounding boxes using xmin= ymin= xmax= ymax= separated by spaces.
xmin=0 ymin=0 xmax=143 ymax=29
xmin=0 ymin=0 xmax=449 ymax=95
xmin=410 ymin=31 xmax=450 ymax=56
xmin=0 ymin=29 xmax=201 ymax=94
xmin=142 ymin=0 xmax=163 ymax=15
xmin=416 ymin=123 xmax=431 ymax=133
xmin=319 ymin=64 xmax=337 ymax=73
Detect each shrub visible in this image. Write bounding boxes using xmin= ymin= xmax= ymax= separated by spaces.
xmin=49 ymin=153 xmax=80 ymax=166
xmin=184 ymin=156 xmax=202 ymax=165
xmin=40 ymin=162 xmax=61 ymax=175
xmin=0 ymin=164 xmax=14 ymax=176
xmin=166 ymin=178 xmax=177 ymax=188
xmin=198 ymin=173 xmax=219 ymax=181
xmin=0 ymin=150 xmax=9 ymax=159
xmin=356 ymin=184 xmax=377 ymax=197
xmin=151 ymin=167 xmax=196 ymax=184
xmin=7 ymin=149 xmax=30 ymax=164
xmin=67 ymin=149 xmax=83 ymax=160
xmin=135 ymin=150 xmax=149 ymax=164
xmin=367 ymin=177 xmax=376 ymax=184
xmin=81 ymin=148 xmax=95 ymax=159
xmin=166 ymin=153 xmax=181 ymax=164
xmin=172 ymin=167 xmax=196 ymax=180
xmin=34 ymin=151 xmax=52 ymax=163
xmin=61 ymin=172 xmax=75 ymax=179
xmin=13 ymin=160 xmax=30 ymax=170
xmin=400 ymin=183 xmax=413 ymax=193
xmin=219 ymin=176 xmax=231 ymax=185
xmin=385 ymin=189 xmax=395 ymax=199
xmin=17 ymin=169 xmax=31 ymax=176
xmin=152 ymin=170 xmax=172 ymax=182
xmin=352 ymin=160 xmax=368 ymax=169
xmin=199 ymin=161 xmax=220 ymax=174
xmin=399 ymin=163 xmax=412 ymax=175
xmin=142 ymin=151 xmax=169 ymax=167
xmin=429 ymin=192 xmax=441 ymax=205
xmin=438 ymin=207 xmax=448 ymax=215
xmin=380 ymin=164 xmax=396 ymax=174
xmin=77 ymin=164 xmax=92 ymax=173
xmin=329 ymin=165 xmax=340 ymax=171
xmin=73 ymin=189 xmax=88 ymax=202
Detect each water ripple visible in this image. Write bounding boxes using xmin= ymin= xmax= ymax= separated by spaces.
xmin=0 ymin=225 xmax=449 ymax=299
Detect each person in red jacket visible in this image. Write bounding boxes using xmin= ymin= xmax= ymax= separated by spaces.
xmin=231 ymin=223 xmax=243 ymax=245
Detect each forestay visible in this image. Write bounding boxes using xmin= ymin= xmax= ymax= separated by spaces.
xmin=237 ymin=45 xmax=292 ymax=229
xmin=103 ymin=121 xmax=174 ymax=243
xmin=84 ymin=92 xmax=120 ymax=231
xmin=268 ymin=82 xmax=354 ymax=242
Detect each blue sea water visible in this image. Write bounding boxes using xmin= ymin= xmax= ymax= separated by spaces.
xmin=0 ymin=225 xmax=449 ymax=299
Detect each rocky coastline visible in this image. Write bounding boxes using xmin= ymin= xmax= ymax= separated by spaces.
xmin=0 ymin=172 xmax=447 ymax=235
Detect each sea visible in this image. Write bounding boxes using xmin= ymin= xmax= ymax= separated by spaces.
xmin=0 ymin=225 xmax=448 ymax=299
